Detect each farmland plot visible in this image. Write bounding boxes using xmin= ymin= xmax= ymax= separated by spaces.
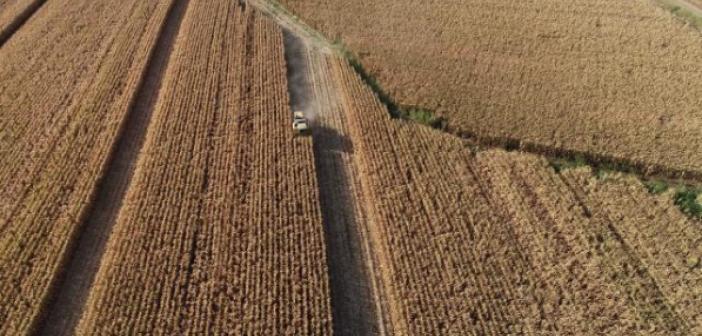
xmin=563 ymin=169 xmax=702 ymax=334
xmin=322 ymin=52 xmax=702 ymax=334
xmin=77 ymin=3 xmax=331 ymax=334
xmin=0 ymin=0 xmax=175 ymax=333
xmin=279 ymin=0 xmax=702 ymax=177
xmin=0 ymin=0 xmax=43 ymax=44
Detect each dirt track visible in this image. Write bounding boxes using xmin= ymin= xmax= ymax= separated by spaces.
xmin=282 ymin=26 xmax=388 ymax=335
xmin=32 ymin=0 xmax=189 ymax=334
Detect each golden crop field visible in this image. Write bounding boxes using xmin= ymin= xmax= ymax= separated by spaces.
xmin=77 ymin=2 xmax=331 ymax=334
xmin=1 ymin=0 xmax=700 ymax=334
xmin=688 ymin=0 xmax=702 ymax=9
xmin=0 ymin=0 xmax=174 ymax=333
xmin=325 ymin=52 xmax=702 ymax=334
xmin=0 ymin=0 xmax=42 ymax=43
xmin=279 ymin=0 xmax=702 ymax=177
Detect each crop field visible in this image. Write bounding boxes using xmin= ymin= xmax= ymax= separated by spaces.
xmin=77 ymin=2 xmax=331 ymax=334
xmin=325 ymin=52 xmax=702 ymax=334
xmin=688 ymin=0 xmax=702 ymax=9
xmin=0 ymin=0 xmax=700 ymax=335
xmin=0 ymin=0 xmax=175 ymax=333
xmin=278 ymin=0 xmax=702 ymax=177
xmin=0 ymin=0 xmax=43 ymax=44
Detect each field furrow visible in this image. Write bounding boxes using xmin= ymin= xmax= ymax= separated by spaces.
xmin=76 ymin=3 xmax=332 ymax=334
xmin=290 ymin=38 xmax=385 ymax=335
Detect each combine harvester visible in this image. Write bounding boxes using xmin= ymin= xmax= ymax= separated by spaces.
xmin=292 ymin=111 xmax=310 ymax=135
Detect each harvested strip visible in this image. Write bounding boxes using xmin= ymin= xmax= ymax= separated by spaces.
xmin=296 ymin=38 xmax=385 ymax=334
xmin=0 ymin=0 xmax=175 ymax=333
xmin=563 ymin=168 xmax=702 ymax=333
xmin=77 ymin=3 xmax=332 ymax=334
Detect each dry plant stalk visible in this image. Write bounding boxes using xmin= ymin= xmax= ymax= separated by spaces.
xmin=77 ymin=3 xmax=332 ymax=334
xmin=0 ymin=0 xmax=175 ymax=333
xmin=326 ymin=52 xmax=701 ymax=334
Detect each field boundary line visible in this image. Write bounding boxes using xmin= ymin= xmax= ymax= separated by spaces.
xmin=30 ymin=0 xmax=191 ymax=334
xmin=0 ymin=0 xmax=47 ymax=48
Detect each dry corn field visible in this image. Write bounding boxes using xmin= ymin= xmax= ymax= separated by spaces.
xmin=687 ymin=0 xmax=702 ymax=10
xmin=0 ymin=0 xmax=175 ymax=333
xmin=325 ymin=53 xmax=702 ymax=335
xmin=77 ymin=2 xmax=331 ymax=334
xmin=279 ymin=0 xmax=702 ymax=177
xmin=0 ymin=0 xmax=44 ymax=44
xmin=0 ymin=0 xmax=700 ymax=335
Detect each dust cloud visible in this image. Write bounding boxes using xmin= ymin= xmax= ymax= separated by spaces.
xmin=282 ymin=29 xmax=319 ymax=123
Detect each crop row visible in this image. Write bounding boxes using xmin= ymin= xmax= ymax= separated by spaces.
xmin=0 ymin=0 xmax=175 ymax=333
xmin=77 ymin=3 xmax=331 ymax=334
xmin=327 ymin=51 xmax=702 ymax=334
xmin=280 ymin=0 xmax=702 ymax=177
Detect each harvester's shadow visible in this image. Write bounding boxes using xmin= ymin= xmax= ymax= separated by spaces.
xmin=310 ymin=123 xmax=380 ymax=335
xmin=312 ymin=125 xmax=354 ymax=154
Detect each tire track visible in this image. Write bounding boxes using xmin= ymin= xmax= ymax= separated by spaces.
xmin=31 ymin=0 xmax=190 ymax=334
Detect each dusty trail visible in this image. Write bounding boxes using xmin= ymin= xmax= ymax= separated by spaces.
xmin=282 ymin=27 xmax=388 ymax=335
xmin=31 ymin=0 xmax=190 ymax=335
xmin=0 ymin=0 xmax=46 ymax=47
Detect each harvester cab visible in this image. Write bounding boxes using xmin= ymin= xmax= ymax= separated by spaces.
xmin=292 ymin=111 xmax=310 ymax=136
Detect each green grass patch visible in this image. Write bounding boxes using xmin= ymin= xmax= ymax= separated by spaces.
xmin=643 ymin=180 xmax=670 ymax=194
xmin=674 ymin=187 xmax=702 ymax=219
xmin=550 ymin=155 xmax=588 ymax=173
xmin=404 ymin=106 xmax=446 ymax=129
xmin=332 ymin=39 xmax=446 ymax=129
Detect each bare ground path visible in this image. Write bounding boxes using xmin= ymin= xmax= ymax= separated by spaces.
xmin=31 ymin=0 xmax=190 ymax=335
xmin=282 ymin=26 xmax=389 ymax=335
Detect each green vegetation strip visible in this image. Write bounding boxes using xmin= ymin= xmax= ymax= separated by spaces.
xmin=332 ymin=39 xmax=445 ymax=129
xmin=550 ymin=156 xmax=702 ymax=220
